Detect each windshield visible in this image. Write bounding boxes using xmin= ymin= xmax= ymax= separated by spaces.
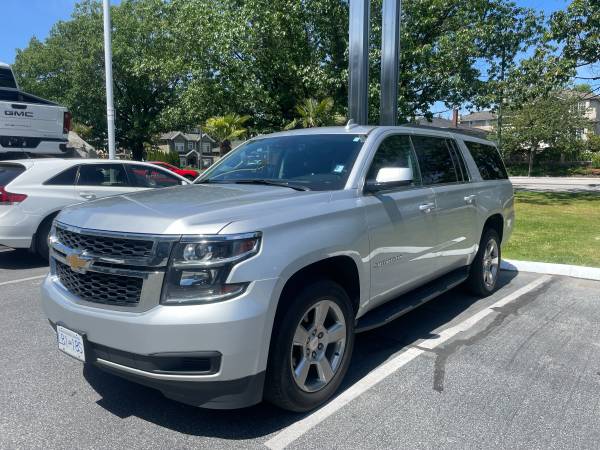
xmin=197 ymin=134 xmax=366 ymax=191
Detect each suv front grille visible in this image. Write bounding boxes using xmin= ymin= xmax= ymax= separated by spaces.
xmin=56 ymin=226 xmax=154 ymax=259
xmin=56 ymin=260 xmax=143 ymax=306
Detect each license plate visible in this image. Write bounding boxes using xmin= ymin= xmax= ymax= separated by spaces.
xmin=57 ymin=325 xmax=86 ymax=362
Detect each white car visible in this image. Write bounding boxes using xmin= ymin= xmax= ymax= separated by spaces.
xmin=0 ymin=158 xmax=189 ymax=259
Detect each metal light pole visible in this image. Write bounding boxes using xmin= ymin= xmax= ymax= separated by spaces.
xmin=348 ymin=0 xmax=370 ymax=125
xmin=380 ymin=0 xmax=401 ymax=126
xmin=102 ymin=0 xmax=116 ymax=159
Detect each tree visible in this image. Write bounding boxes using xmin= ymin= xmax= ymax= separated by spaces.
xmin=501 ymin=92 xmax=591 ymax=176
xmin=203 ymin=114 xmax=250 ymax=156
xmin=551 ymin=0 xmax=600 ymax=83
xmin=284 ymin=97 xmax=340 ymax=129
xmin=12 ymin=0 xmax=182 ymax=160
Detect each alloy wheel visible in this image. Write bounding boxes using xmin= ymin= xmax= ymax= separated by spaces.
xmin=290 ymin=299 xmax=347 ymax=393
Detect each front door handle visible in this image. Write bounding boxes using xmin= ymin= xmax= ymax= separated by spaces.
xmin=464 ymin=194 xmax=476 ymax=204
xmin=79 ymin=192 xmax=97 ymax=200
xmin=419 ymin=202 xmax=435 ymax=213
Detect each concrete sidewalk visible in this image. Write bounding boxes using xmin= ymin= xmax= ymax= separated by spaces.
xmin=510 ymin=176 xmax=600 ymax=193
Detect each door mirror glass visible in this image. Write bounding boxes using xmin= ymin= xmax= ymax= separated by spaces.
xmin=375 ymin=167 xmax=412 ymax=183
xmin=366 ymin=167 xmax=413 ymax=192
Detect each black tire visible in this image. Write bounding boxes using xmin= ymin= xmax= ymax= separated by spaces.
xmin=466 ymin=228 xmax=501 ymax=297
xmin=35 ymin=216 xmax=55 ymax=261
xmin=265 ymin=280 xmax=355 ymax=412
xmin=184 ymin=175 xmax=196 ymax=181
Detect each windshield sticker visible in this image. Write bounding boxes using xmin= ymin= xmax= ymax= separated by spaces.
xmin=334 ymin=164 xmax=345 ymax=173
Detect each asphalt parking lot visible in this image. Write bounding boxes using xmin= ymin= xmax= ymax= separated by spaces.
xmin=1 ymin=246 xmax=600 ymax=449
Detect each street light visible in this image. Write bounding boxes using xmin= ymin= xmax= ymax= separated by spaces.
xmin=102 ymin=0 xmax=116 ymax=159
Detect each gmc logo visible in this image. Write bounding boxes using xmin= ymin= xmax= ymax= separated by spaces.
xmin=5 ymin=111 xmax=33 ymax=118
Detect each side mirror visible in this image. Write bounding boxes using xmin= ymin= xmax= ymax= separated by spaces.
xmin=365 ymin=167 xmax=413 ymax=193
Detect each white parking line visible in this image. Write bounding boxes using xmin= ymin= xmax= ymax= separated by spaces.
xmin=0 ymin=274 xmax=47 ymax=286
xmin=264 ymin=275 xmax=552 ymax=450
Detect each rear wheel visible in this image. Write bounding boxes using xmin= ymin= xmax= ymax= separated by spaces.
xmin=466 ymin=228 xmax=501 ymax=296
xmin=184 ymin=175 xmax=196 ymax=181
xmin=265 ymin=280 xmax=355 ymax=412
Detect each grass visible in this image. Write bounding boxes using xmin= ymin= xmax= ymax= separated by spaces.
xmin=502 ymin=191 xmax=600 ymax=267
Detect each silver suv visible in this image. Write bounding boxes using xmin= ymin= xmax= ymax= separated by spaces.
xmin=41 ymin=125 xmax=514 ymax=412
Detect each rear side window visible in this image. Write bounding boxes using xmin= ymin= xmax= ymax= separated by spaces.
xmin=78 ymin=164 xmax=129 ymax=187
xmin=125 ymin=165 xmax=181 ymax=188
xmin=0 ymin=68 xmax=17 ymax=89
xmin=464 ymin=141 xmax=508 ymax=180
xmin=0 ymin=164 xmax=25 ymax=185
xmin=45 ymin=166 xmax=79 ymax=185
xmin=411 ymin=136 xmax=458 ymax=185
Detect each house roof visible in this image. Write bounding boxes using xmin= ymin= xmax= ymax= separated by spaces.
xmin=414 ymin=117 xmax=487 ymax=137
xmin=159 ymin=131 xmax=217 ymax=143
xmin=460 ymin=111 xmax=497 ymax=122
xmin=560 ymin=89 xmax=600 ymax=101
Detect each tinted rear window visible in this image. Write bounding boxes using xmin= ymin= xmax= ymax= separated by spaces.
xmin=0 ymin=68 xmax=17 ymax=89
xmin=0 ymin=164 xmax=26 ymax=185
xmin=45 ymin=166 xmax=79 ymax=186
xmin=464 ymin=141 xmax=508 ymax=180
xmin=411 ymin=136 xmax=459 ymax=185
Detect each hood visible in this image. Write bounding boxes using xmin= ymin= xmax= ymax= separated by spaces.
xmin=57 ymin=183 xmax=330 ymax=235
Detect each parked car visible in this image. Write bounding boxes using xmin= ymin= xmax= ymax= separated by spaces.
xmin=0 ymin=62 xmax=71 ymax=156
xmin=148 ymin=161 xmax=199 ymax=181
xmin=41 ymin=125 xmax=514 ymax=412
xmin=0 ymin=158 xmax=189 ymax=259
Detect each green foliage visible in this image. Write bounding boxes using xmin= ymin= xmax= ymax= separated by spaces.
xmin=285 ymin=97 xmax=340 ymax=130
xmin=12 ymin=0 xmax=182 ymax=160
xmin=11 ymin=0 xmax=554 ymax=147
xmin=550 ymin=0 xmax=600 ymax=82
xmin=203 ymin=114 xmax=250 ymax=155
xmin=501 ymin=92 xmax=591 ymax=176
xmin=145 ymin=148 xmax=180 ymax=165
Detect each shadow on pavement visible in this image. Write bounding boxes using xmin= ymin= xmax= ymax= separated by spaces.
xmin=84 ymin=270 xmax=518 ymax=440
xmin=0 ymin=247 xmax=47 ymax=270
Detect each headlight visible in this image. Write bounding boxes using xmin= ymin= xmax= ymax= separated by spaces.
xmin=162 ymin=232 xmax=261 ymax=305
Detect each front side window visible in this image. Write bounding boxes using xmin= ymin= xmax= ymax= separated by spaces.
xmin=367 ymin=134 xmax=420 ymax=186
xmin=411 ymin=136 xmax=459 ymax=185
xmin=77 ymin=164 xmax=128 ymax=187
xmin=126 ymin=165 xmax=182 ymax=188
xmin=464 ymin=141 xmax=508 ymax=180
xmin=198 ymin=134 xmax=366 ymax=191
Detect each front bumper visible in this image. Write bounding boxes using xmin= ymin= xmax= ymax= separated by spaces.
xmin=41 ymin=274 xmax=278 ymax=409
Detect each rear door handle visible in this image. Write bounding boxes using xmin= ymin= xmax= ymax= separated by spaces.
xmin=79 ymin=192 xmax=97 ymax=200
xmin=464 ymin=194 xmax=476 ymax=204
xmin=419 ymin=202 xmax=435 ymax=213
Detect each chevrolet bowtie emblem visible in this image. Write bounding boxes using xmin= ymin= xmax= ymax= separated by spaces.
xmin=66 ymin=252 xmax=93 ymax=274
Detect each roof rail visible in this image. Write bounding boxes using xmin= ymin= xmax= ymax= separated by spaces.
xmin=399 ymin=123 xmax=488 ymax=138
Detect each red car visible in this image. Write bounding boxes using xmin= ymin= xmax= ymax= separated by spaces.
xmin=148 ymin=162 xmax=199 ymax=181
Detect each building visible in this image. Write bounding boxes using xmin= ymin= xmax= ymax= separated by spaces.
xmin=158 ymin=129 xmax=220 ymax=168
xmin=414 ymin=116 xmax=487 ymax=138
xmin=459 ymin=111 xmax=497 ymax=132
xmin=570 ymin=91 xmax=600 ymax=138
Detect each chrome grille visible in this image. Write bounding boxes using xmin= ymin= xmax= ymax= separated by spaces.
xmin=55 ymin=260 xmax=143 ymax=306
xmin=56 ymin=226 xmax=154 ymax=259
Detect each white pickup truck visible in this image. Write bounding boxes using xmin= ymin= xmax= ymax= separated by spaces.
xmin=0 ymin=62 xmax=71 ymax=157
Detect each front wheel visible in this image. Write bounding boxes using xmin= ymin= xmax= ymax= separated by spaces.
xmin=265 ymin=280 xmax=355 ymax=412
xmin=466 ymin=228 xmax=501 ymax=296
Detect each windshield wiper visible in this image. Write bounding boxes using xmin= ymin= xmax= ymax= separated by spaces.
xmin=233 ymin=179 xmax=311 ymax=191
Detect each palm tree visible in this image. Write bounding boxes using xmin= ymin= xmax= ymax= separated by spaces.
xmin=204 ymin=114 xmax=251 ymax=156
xmin=285 ymin=97 xmax=342 ymax=130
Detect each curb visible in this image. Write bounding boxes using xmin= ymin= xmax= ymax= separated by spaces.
xmin=500 ymin=259 xmax=600 ymax=281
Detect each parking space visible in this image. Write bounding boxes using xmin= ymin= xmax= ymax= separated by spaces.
xmin=1 ymin=249 xmax=599 ymax=449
